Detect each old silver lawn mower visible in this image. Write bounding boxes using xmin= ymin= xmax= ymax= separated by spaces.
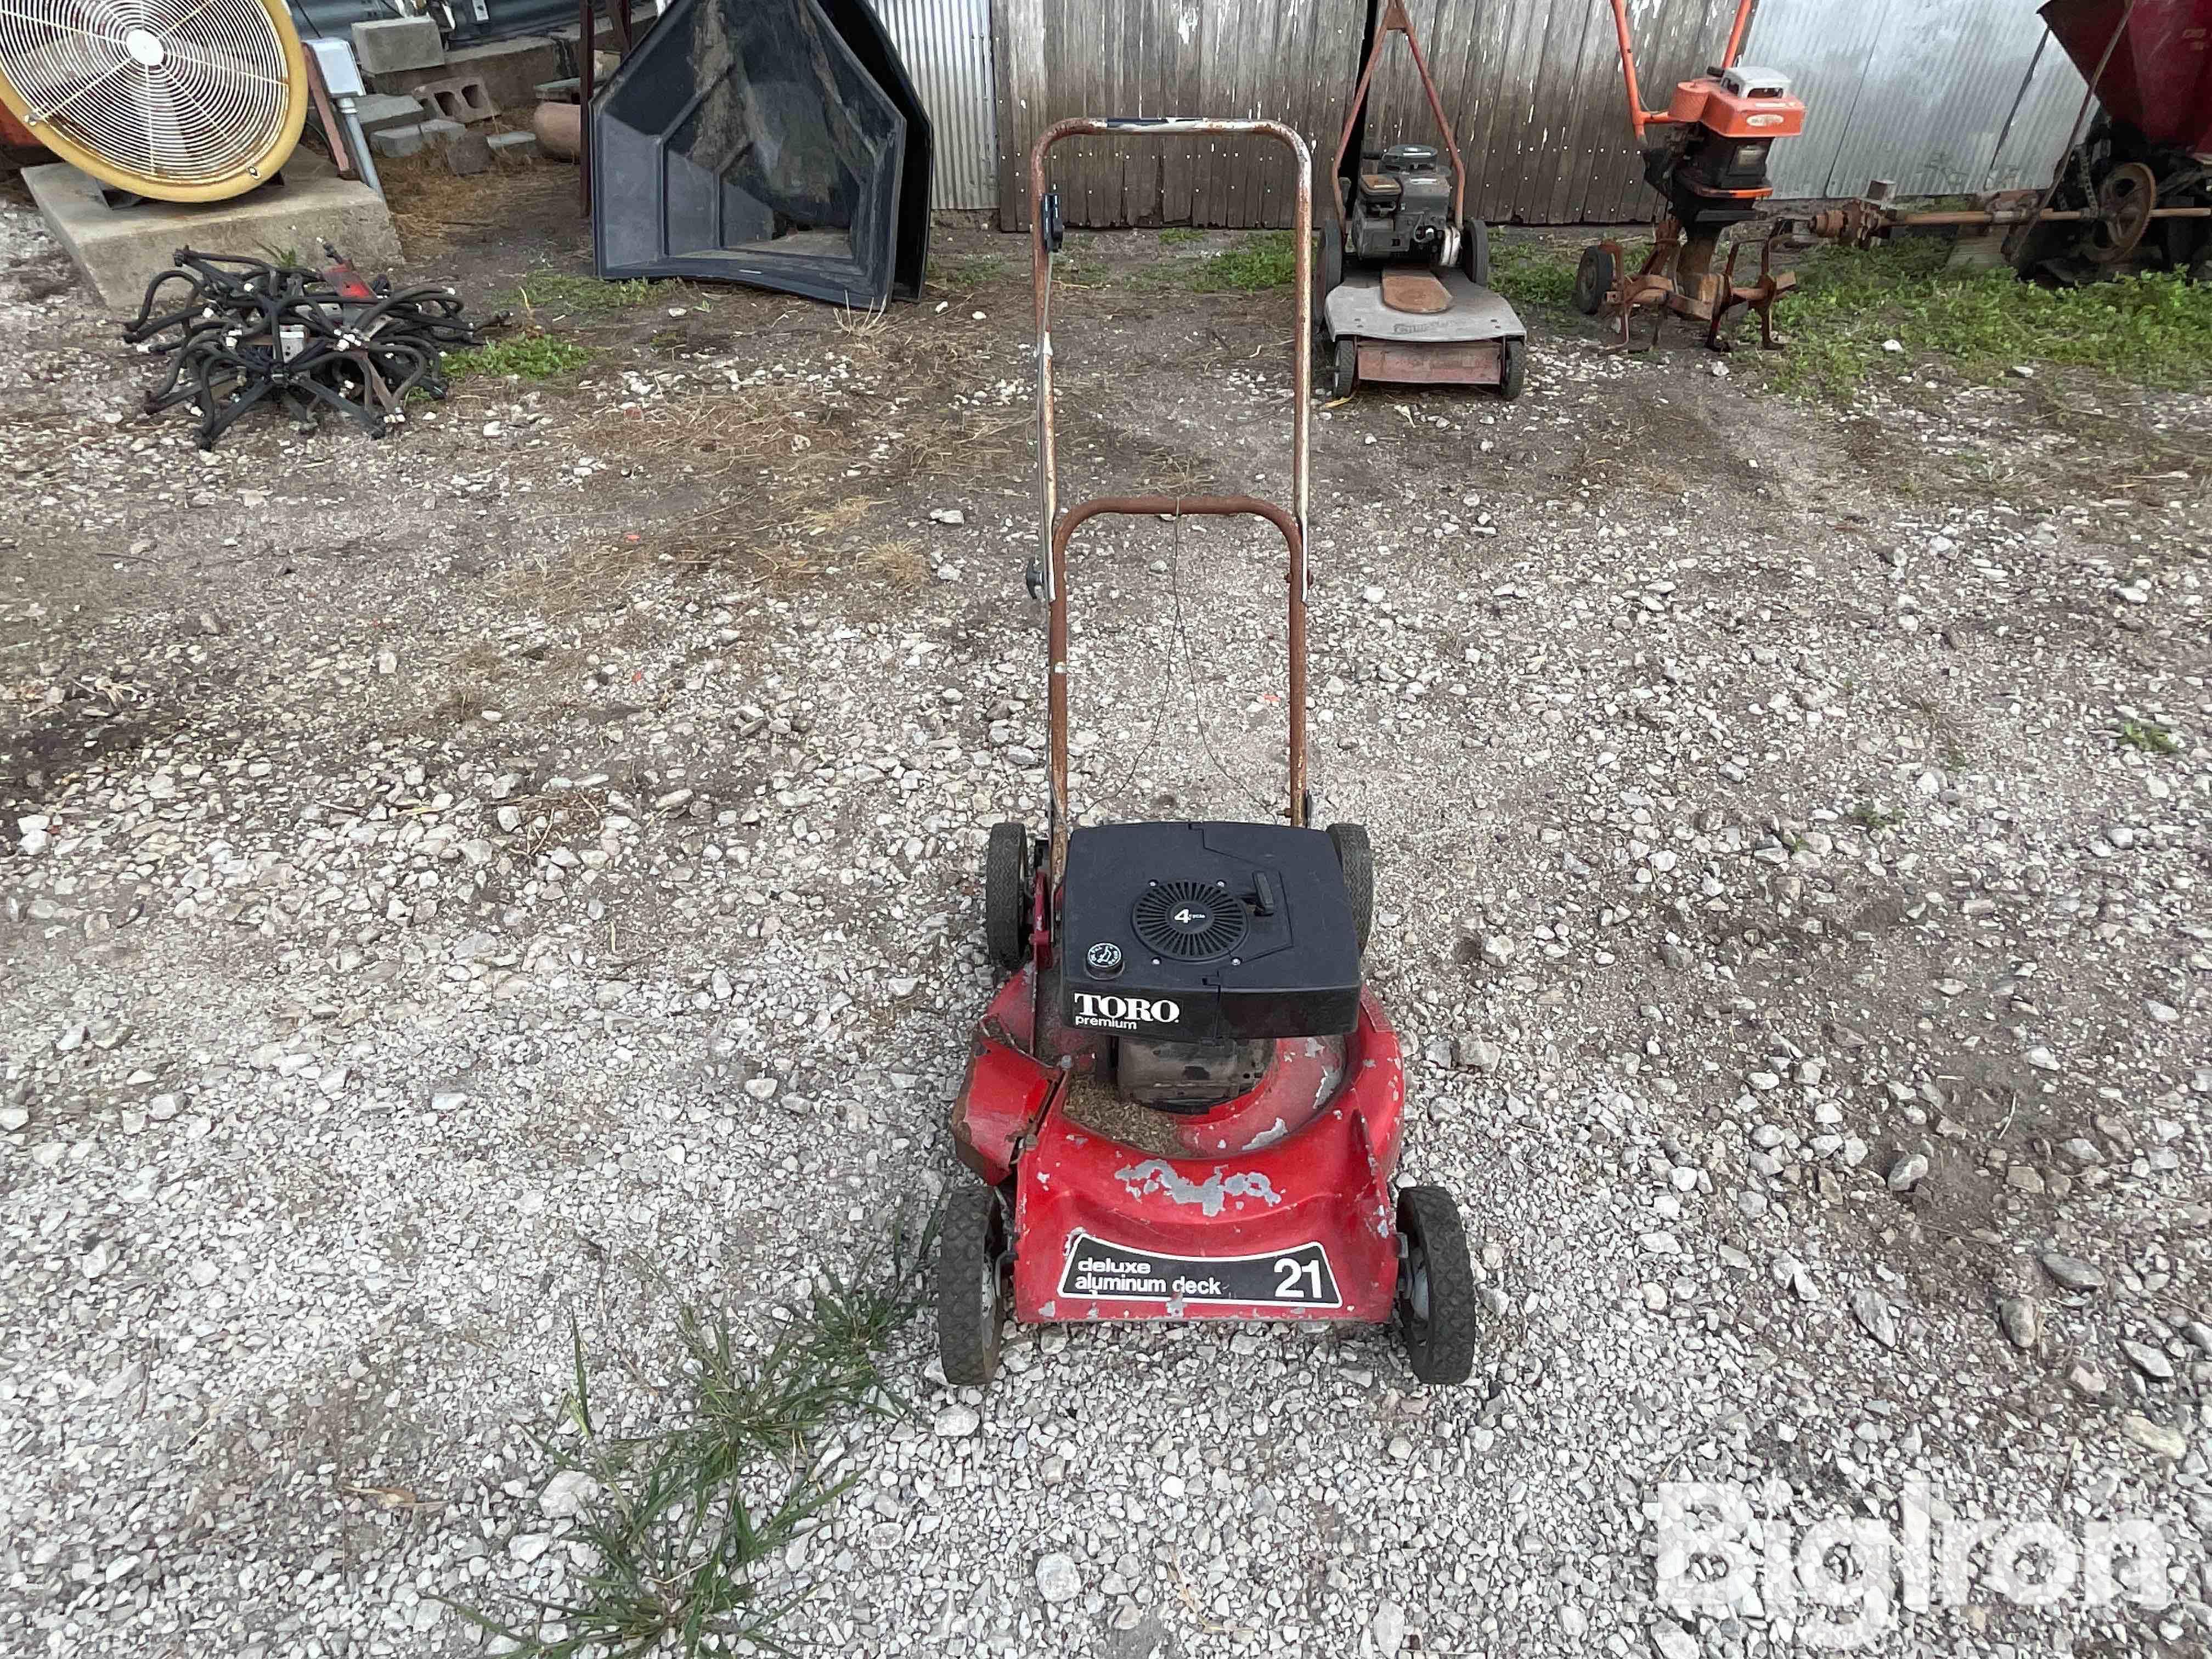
xmin=1317 ymin=0 xmax=1528 ymax=399
xmin=934 ymin=115 xmax=1480 ymax=1389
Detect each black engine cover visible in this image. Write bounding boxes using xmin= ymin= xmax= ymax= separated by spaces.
xmin=1058 ymin=822 xmax=1361 ymax=1042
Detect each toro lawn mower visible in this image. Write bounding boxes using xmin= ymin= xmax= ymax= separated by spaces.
xmin=1317 ymin=0 xmax=1528 ymax=399
xmin=935 ymin=115 xmax=1479 ymax=1389
xmin=1575 ymin=0 xmax=1805 ymax=351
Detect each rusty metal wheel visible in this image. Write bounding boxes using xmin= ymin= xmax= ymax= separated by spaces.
xmin=2085 ymin=162 xmax=2158 ymax=266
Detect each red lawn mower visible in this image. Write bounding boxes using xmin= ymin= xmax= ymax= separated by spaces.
xmin=935 ymin=116 xmax=1478 ymax=1389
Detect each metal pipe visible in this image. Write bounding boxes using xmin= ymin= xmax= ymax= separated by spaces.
xmin=1607 ymin=0 xmax=1652 ymax=143
xmin=1029 ymin=117 xmax=1312 ymax=880
xmin=1720 ymin=0 xmax=1757 ymax=71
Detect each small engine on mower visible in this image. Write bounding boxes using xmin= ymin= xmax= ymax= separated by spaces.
xmin=1346 ymin=145 xmax=1456 ymax=263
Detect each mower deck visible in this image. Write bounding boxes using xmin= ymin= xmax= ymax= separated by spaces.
xmin=1324 ymin=267 xmax=1526 ymax=392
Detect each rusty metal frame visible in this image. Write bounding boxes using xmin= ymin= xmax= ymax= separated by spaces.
xmin=1608 ymin=0 xmax=1758 ymax=143
xmin=1327 ymin=0 xmax=1465 ymax=231
xmin=1029 ymin=117 xmax=1311 ymax=884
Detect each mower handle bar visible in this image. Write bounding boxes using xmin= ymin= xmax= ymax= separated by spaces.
xmin=1029 ymin=119 xmax=1312 ymax=884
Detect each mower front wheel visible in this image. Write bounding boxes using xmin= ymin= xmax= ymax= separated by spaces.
xmin=984 ymin=821 xmax=1030 ymax=970
xmin=938 ymin=1184 xmax=1009 ymax=1385
xmin=1330 ymin=336 xmax=1359 ymax=398
xmin=1498 ymin=335 xmax=1527 ymax=400
xmin=1325 ymin=821 xmax=1372 ymax=953
xmin=1573 ymin=243 xmax=1616 ymax=317
xmin=1396 ymin=1185 xmax=1477 ymax=1385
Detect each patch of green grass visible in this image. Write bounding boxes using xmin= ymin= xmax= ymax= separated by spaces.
xmin=1158 ymin=227 xmax=1205 ymax=246
xmin=1488 ymin=239 xmax=1584 ymax=312
xmin=452 ymin=1218 xmax=930 ymax=1658
xmin=510 ymin=273 xmax=663 ymax=318
xmin=928 ymin=252 xmax=1004 ymax=292
xmin=1766 ymin=239 xmax=2212 ymax=400
xmin=1848 ymin=800 xmax=1905 ymax=832
xmin=2117 ymin=716 xmax=2180 ymax=755
xmin=443 ymin=334 xmax=591 ymax=381
xmin=1188 ymin=230 xmax=1297 ymax=291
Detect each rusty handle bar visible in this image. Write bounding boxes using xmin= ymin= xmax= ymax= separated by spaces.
xmin=1030 ymin=120 xmax=1312 ymax=882
xmin=1045 ymin=498 xmax=1308 ymax=881
xmin=1329 ymin=0 xmax=1466 ymax=230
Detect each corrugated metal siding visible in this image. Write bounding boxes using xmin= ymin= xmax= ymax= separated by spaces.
xmin=987 ymin=0 xmax=2106 ymax=228
xmin=876 ymin=0 xmax=998 ymax=208
xmin=1744 ymin=0 xmax=2090 ymax=198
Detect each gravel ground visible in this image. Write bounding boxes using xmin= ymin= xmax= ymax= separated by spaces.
xmin=2 ymin=168 xmax=2209 ymax=1659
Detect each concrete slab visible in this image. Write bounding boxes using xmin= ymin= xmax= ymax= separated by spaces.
xmin=24 ymin=155 xmax=400 ymax=311
xmin=353 ymin=93 xmax=426 ymax=135
xmin=488 ymin=131 xmax=541 ymax=162
xmin=351 ymin=15 xmax=444 ymax=75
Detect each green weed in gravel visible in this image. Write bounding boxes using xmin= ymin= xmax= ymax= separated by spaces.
xmin=928 ymin=252 xmax=1004 ymax=292
xmin=453 ymin=1217 xmax=930 ymax=1658
xmin=1488 ymin=239 xmax=1585 ymax=312
xmin=1189 ymin=230 xmax=1298 ymax=291
xmin=443 ymin=335 xmax=591 ymax=381
xmin=1159 ymin=227 xmax=1205 ymax=246
xmin=1767 ymin=239 xmax=2212 ymax=399
xmin=2118 ymin=716 xmax=2180 ymax=755
xmin=510 ymin=273 xmax=664 ymax=319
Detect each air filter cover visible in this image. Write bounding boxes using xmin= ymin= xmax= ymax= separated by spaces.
xmin=0 ymin=0 xmax=307 ymax=201
xmin=1060 ymin=822 xmax=1362 ymax=1043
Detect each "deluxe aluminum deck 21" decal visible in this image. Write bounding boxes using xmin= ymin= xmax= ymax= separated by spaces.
xmin=1058 ymin=1233 xmax=1341 ymax=1307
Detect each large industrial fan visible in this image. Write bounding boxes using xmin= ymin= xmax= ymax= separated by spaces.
xmin=0 ymin=0 xmax=308 ymax=201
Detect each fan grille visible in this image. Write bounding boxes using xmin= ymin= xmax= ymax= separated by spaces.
xmin=1132 ymin=880 xmax=1248 ymax=962
xmin=0 ymin=0 xmax=295 ymax=186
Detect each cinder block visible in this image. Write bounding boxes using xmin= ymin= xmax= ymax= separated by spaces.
xmin=352 ymin=93 xmax=425 ymax=135
xmin=350 ymin=15 xmax=444 ymax=76
xmin=414 ymin=75 xmax=498 ymax=125
xmin=368 ymin=117 xmax=462 ymax=160
xmin=375 ymin=35 xmax=558 ymax=113
xmin=445 ymin=132 xmax=493 ymax=177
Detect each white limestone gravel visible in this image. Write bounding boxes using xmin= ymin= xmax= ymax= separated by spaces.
xmin=2 ymin=196 xmax=2209 ymax=1657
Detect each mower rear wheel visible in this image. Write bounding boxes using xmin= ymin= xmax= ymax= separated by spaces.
xmin=1325 ymin=822 xmax=1373 ymax=954
xmin=984 ymin=821 xmax=1030 ymax=970
xmin=938 ymin=1184 xmax=1008 ymax=1385
xmin=1396 ymin=1185 xmax=1477 ymax=1385
xmin=1573 ymin=244 xmax=1615 ymax=316
xmin=1498 ymin=335 xmax=1527 ymax=400
xmin=1460 ymin=217 xmax=1491 ymax=288
xmin=1316 ymin=228 xmax=1344 ymax=324
xmin=1331 ymin=337 xmax=1359 ymax=398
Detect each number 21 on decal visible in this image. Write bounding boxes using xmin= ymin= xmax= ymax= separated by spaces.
xmin=1274 ymin=1256 xmax=1322 ymax=1299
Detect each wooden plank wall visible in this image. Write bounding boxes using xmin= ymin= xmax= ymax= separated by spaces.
xmin=993 ymin=0 xmax=1748 ymax=228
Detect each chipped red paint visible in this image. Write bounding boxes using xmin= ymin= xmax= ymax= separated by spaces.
xmin=950 ymin=967 xmax=1057 ymax=1187
xmin=1007 ymin=991 xmax=1406 ymax=1324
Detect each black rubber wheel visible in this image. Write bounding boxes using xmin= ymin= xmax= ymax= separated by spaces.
xmin=938 ymin=1184 xmax=1008 ymax=1386
xmin=1316 ymin=228 xmax=1344 ymax=321
xmin=1497 ymin=334 xmax=1527 ymax=400
xmin=984 ymin=821 xmax=1030 ymax=970
xmin=1331 ymin=336 xmax=1359 ymax=398
xmin=1459 ymin=217 xmax=1491 ymax=287
xmin=1324 ymin=821 xmax=1372 ymax=954
xmin=1396 ymin=1186 xmax=1477 ymax=1385
xmin=1573 ymin=243 xmax=1615 ymax=317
